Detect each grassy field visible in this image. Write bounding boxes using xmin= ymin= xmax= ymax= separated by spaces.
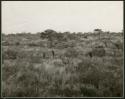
xmin=2 ymin=30 xmax=123 ymax=97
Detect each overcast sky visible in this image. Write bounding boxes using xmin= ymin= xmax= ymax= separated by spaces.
xmin=2 ymin=1 xmax=123 ymax=34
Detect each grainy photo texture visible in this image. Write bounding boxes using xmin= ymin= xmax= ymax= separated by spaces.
xmin=1 ymin=1 xmax=123 ymax=97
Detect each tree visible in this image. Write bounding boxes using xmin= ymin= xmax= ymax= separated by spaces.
xmin=94 ymin=29 xmax=103 ymax=40
xmin=44 ymin=29 xmax=57 ymax=34
xmin=40 ymin=29 xmax=57 ymax=40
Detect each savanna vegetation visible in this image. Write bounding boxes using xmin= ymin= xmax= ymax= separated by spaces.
xmin=2 ymin=29 xmax=123 ymax=97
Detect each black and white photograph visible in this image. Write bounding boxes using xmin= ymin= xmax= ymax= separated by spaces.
xmin=1 ymin=1 xmax=124 ymax=97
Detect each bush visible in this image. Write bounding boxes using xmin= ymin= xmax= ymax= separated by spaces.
xmin=3 ymin=49 xmax=18 ymax=59
xmin=64 ymin=48 xmax=79 ymax=58
xmin=2 ymin=41 xmax=10 ymax=46
xmin=87 ymin=46 xmax=105 ymax=57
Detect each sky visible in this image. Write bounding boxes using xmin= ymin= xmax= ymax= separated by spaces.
xmin=2 ymin=1 xmax=123 ymax=34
